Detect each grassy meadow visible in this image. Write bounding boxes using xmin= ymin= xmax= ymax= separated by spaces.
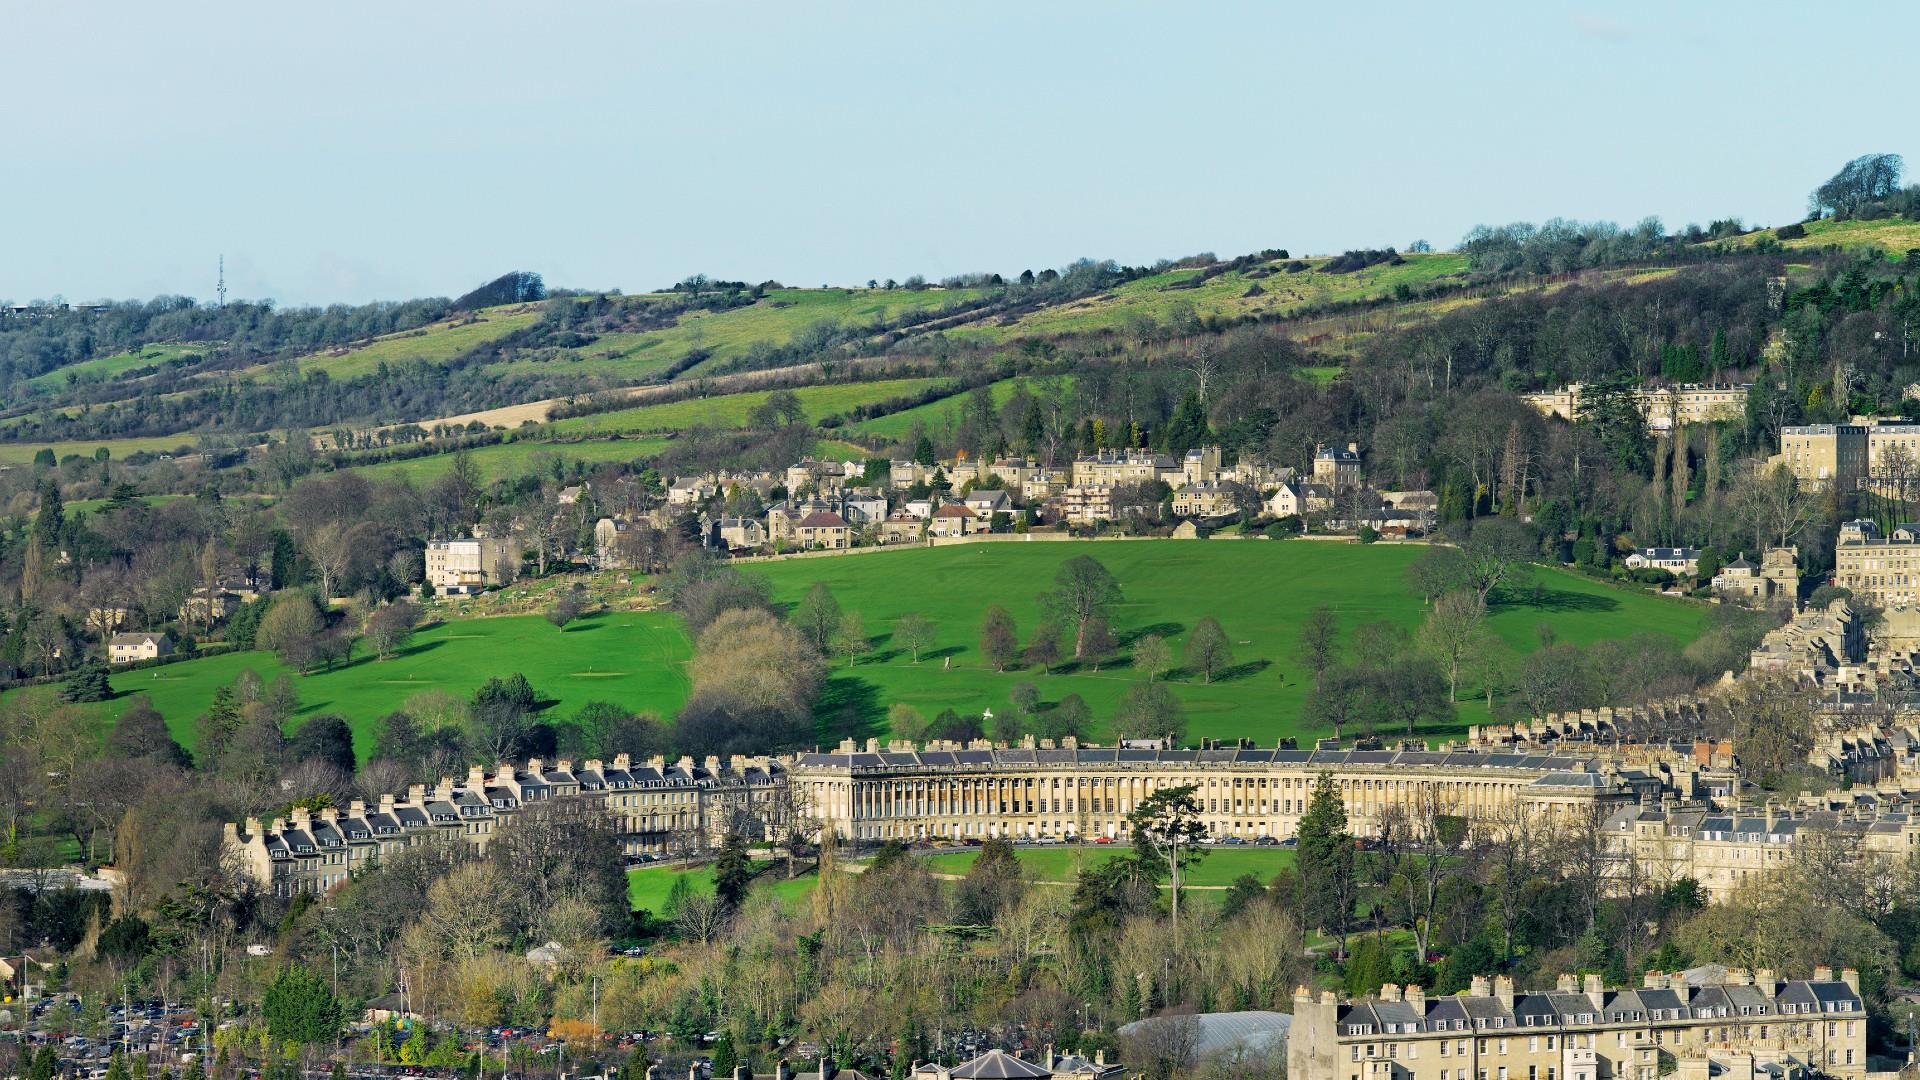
xmin=340 ymin=436 xmax=673 ymax=485
xmin=23 ymin=343 xmax=210 ymax=393
xmin=920 ymin=844 xmax=1295 ymax=886
xmin=1720 ymin=216 xmax=1920 ymax=257
xmin=100 ymin=610 xmax=693 ymax=762
xmin=846 ymin=375 xmax=1075 ymax=443
xmin=79 ymin=541 xmax=1703 ymax=763
xmin=545 ymin=378 xmax=952 ymax=437
xmin=752 ymin=540 xmax=1704 ymax=745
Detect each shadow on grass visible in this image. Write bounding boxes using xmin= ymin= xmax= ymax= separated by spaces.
xmin=1213 ymin=658 xmax=1273 ymax=683
xmin=559 ymin=611 xmax=612 ymax=632
xmin=1497 ymin=587 xmax=1620 ymax=615
xmin=815 ymin=675 xmax=885 ymax=743
xmin=1119 ymin=622 xmax=1184 ymax=647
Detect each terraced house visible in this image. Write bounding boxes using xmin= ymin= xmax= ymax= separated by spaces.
xmin=784 ymin=738 xmax=1631 ymax=844
xmin=1290 ymin=968 xmax=1866 ymax=1080
xmin=225 ymin=753 xmax=784 ymax=897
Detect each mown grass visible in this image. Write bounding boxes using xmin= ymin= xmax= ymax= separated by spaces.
xmin=752 ymin=541 xmax=1704 ymax=745
xmin=921 ymin=845 xmax=1295 ymax=886
xmin=627 ymin=861 xmax=814 ymax=913
xmin=97 ymin=611 xmax=693 ymax=763
xmin=847 ymin=375 xmax=1076 ymax=443
xmin=545 ymin=378 xmax=951 ymax=437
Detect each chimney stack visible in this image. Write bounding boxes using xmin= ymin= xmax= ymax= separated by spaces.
xmin=1405 ymin=985 xmax=1425 ymax=1013
xmin=1379 ymin=984 xmax=1401 ymax=1002
xmin=1755 ymin=968 xmax=1774 ymax=991
xmin=1840 ymin=968 xmax=1859 ymax=993
xmin=1814 ymin=965 xmax=1834 ymax=983
xmin=1469 ymin=975 xmax=1490 ymax=997
xmin=1556 ymin=973 xmax=1578 ymax=993
xmin=1494 ymin=975 xmax=1514 ymax=1010
xmin=1584 ymin=972 xmax=1604 ymax=1009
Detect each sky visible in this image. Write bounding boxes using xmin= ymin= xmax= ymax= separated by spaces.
xmin=2 ymin=1 xmax=1913 ymax=307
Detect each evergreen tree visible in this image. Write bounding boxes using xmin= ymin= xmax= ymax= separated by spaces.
xmin=62 ymin=660 xmax=113 ymax=703
xmin=713 ymin=833 xmax=753 ymax=912
xmin=1297 ymin=773 xmax=1356 ymax=956
xmin=710 ymin=1032 xmax=738 ymax=1078
xmin=262 ymin=964 xmax=344 ymax=1045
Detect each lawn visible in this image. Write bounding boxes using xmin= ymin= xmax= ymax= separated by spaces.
xmin=545 ymin=378 xmax=952 ymax=437
xmin=921 ymin=844 xmax=1294 ymax=887
xmin=847 ymin=375 xmax=1075 ymax=443
xmin=99 ymin=610 xmax=693 ymax=763
xmin=752 ymin=540 xmax=1705 ymax=745
xmin=341 ymin=436 xmax=672 ymax=485
xmin=627 ymin=861 xmax=815 ymax=913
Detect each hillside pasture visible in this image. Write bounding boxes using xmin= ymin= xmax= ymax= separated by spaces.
xmin=751 ymin=540 xmax=1704 ymax=745
xmin=544 ymin=377 xmax=951 ymax=437
xmin=99 ymin=610 xmax=693 ymax=763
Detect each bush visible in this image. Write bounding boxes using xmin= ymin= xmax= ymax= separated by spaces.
xmin=1776 ymin=222 xmax=1807 ymax=240
xmin=1356 ymin=526 xmax=1380 ymax=543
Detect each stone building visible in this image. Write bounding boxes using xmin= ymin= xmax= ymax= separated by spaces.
xmin=425 ymin=537 xmax=519 ymax=595
xmin=226 ymin=754 xmax=784 ymax=898
xmin=784 ymin=738 xmax=1630 ymax=844
xmin=1289 ymin=968 xmax=1866 ymax=1080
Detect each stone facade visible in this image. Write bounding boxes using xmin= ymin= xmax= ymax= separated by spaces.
xmin=1289 ymin=969 xmax=1865 ymax=1080
xmin=785 ymin=739 xmax=1628 ymax=844
xmin=226 ymin=754 xmax=783 ymax=898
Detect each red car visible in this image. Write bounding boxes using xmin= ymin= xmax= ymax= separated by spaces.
xmin=1092 ymin=836 xmax=1115 ymax=844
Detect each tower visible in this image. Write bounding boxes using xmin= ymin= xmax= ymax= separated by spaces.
xmin=217 ymin=255 xmax=227 ymax=308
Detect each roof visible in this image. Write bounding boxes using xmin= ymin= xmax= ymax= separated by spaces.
xmin=110 ymin=632 xmax=165 ymax=646
xmin=947 ymin=1050 xmax=1052 ymax=1079
xmin=932 ymin=503 xmax=976 ymax=518
xmin=797 ymin=511 xmax=848 ymax=528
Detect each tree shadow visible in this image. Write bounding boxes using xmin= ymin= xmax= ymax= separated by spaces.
xmin=1118 ymin=621 xmax=1184 ymax=647
xmin=1497 ymin=588 xmax=1619 ymax=615
xmin=561 ymin=611 xmax=611 ymax=632
xmin=814 ymin=676 xmax=885 ymax=742
xmin=1213 ymin=658 xmax=1273 ymax=683
xmin=866 ymin=647 xmax=908 ymax=665
xmin=923 ymin=645 xmax=966 ymax=662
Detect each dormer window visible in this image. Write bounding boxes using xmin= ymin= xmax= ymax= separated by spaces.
xmin=350 ymin=829 xmax=369 ymax=839
xmin=296 ymin=844 xmax=314 ymax=854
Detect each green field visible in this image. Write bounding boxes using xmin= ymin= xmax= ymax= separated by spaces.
xmin=100 ymin=611 xmax=692 ymax=762
xmin=947 ymin=254 xmax=1469 ymax=343
xmin=847 ymin=375 xmax=1075 ymax=443
xmin=752 ymin=541 xmax=1704 ymax=744
xmin=1718 ymin=216 xmax=1920 ymax=257
xmin=545 ymin=378 xmax=952 ymax=437
xmin=84 ymin=542 xmax=1701 ymax=760
xmin=341 ymin=436 xmax=672 ymax=485
xmin=921 ymin=844 xmax=1294 ymax=886
xmin=651 ymin=287 xmax=993 ymax=378
xmin=24 ymin=343 xmax=210 ymax=393
xmin=276 ymin=306 xmax=542 ymax=380
xmin=0 ymin=435 xmax=205 ymax=466
xmin=627 ymin=861 xmax=815 ymax=912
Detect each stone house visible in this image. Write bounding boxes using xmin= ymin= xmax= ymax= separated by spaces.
xmin=109 ymin=632 xmax=172 ymax=664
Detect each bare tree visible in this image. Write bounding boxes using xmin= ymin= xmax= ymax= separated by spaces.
xmin=1417 ymin=591 xmax=1488 ymax=701
xmin=1744 ymin=461 xmax=1820 ymax=550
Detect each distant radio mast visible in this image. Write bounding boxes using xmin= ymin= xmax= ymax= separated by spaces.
xmin=217 ymin=255 xmax=227 ymax=308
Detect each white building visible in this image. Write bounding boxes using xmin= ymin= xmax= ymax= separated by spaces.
xmin=426 ymin=537 xmax=519 ymax=596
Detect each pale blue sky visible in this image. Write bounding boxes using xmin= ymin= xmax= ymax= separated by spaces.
xmin=3 ymin=1 xmax=1911 ymax=306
